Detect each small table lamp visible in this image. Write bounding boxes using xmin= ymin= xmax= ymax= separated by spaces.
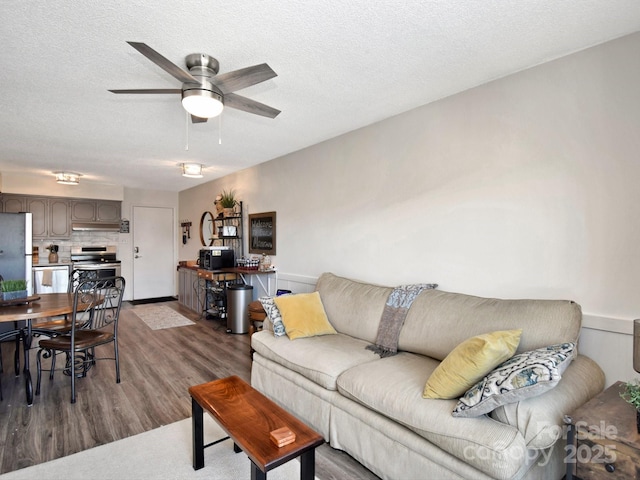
xmin=635 ymin=319 xmax=640 ymax=373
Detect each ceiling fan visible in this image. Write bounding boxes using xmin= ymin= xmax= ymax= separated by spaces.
xmin=109 ymin=42 xmax=280 ymax=123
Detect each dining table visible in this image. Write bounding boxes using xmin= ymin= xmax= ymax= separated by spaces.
xmin=0 ymin=293 xmax=86 ymax=405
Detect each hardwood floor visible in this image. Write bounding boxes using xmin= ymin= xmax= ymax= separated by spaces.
xmin=0 ymin=300 xmax=379 ymax=479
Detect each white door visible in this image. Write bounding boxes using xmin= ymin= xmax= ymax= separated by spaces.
xmin=132 ymin=206 xmax=175 ymax=300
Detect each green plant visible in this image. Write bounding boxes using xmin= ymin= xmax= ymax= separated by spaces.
xmin=620 ymin=379 xmax=640 ymax=409
xmin=0 ymin=279 xmax=27 ymax=292
xmin=219 ymin=189 xmax=237 ymax=208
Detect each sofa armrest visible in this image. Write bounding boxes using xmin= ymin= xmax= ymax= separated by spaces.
xmin=490 ymin=354 xmax=605 ymax=449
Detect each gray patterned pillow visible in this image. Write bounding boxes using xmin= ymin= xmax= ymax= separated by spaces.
xmin=452 ymin=342 xmax=576 ymax=418
xmin=259 ymin=296 xmax=286 ymax=337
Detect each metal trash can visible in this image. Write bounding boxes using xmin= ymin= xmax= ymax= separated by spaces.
xmin=226 ymin=284 xmax=253 ymax=334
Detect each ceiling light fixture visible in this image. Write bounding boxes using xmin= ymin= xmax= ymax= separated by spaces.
xmin=54 ymin=171 xmax=82 ymax=185
xmin=181 ymin=87 xmax=224 ymax=119
xmin=181 ymin=163 xmax=203 ymax=178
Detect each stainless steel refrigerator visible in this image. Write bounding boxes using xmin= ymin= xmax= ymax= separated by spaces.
xmin=0 ymin=212 xmax=33 ymax=294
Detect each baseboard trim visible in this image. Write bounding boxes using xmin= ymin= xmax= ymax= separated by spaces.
xmin=129 ymin=296 xmax=177 ymax=306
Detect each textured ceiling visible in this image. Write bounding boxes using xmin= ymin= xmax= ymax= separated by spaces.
xmin=2 ymin=1 xmax=640 ymax=192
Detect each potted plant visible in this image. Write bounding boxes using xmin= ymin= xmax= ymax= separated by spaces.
xmin=620 ymin=379 xmax=640 ymax=434
xmin=219 ymin=189 xmax=237 ymax=217
xmin=0 ymin=279 xmax=28 ymax=301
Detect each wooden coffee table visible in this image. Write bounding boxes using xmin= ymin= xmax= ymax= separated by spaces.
xmin=189 ymin=376 xmax=324 ymax=480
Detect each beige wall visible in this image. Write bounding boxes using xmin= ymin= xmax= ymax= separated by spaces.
xmin=180 ymin=32 xmax=640 ymax=386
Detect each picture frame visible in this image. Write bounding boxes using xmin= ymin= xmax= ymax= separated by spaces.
xmin=249 ymin=211 xmax=276 ymax=255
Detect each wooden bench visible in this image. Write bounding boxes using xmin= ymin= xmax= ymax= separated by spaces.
xmin=189 ymin=375 xmax=324 ymax=480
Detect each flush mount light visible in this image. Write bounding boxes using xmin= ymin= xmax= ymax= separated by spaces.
xmin=181 ymin=87 xmax=224 ymax=119
xmin=181 ymin=163 xmax=203 ymax=178
xmin=54 ymin=171 xmax=82 ymax=185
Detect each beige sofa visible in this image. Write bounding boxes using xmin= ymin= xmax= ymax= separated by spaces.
xmin=250 ymin=273 xmax=605 ymax=480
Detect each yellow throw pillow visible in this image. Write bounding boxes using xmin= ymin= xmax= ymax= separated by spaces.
xmin=422 ymin=329 xmax=522 ymax=399
xmin=273 ymin=291 xmax=337 ymax=340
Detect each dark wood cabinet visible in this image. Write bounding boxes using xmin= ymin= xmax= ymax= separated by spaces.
xmin=567 ymin=381 xmax=640 ymax=480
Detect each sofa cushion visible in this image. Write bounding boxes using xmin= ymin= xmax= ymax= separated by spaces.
xmin=315 ymin=273 xmax=393 ymax=343
xmin=452 ymin=342 xmax=576 ymax=418
xmin=398 ymin=289 xmax=582 ymax=360
xmin=423 ymin=329 xmax=522 ymax=399
xmin=259 ymin=296 xmax=286 ymax=337
xmin=490 ymin=354 xmax=605 ymax=450
xmin=337 ymin=352 xmax=527 ymax=478
xmin=274 ymin=292 xmax=337 ymax=340
xmin=251 ymin=330 xmax=379 ymax=390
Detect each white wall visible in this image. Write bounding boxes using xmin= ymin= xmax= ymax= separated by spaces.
xmin=179 ymin=33 xmax=640 ymax=387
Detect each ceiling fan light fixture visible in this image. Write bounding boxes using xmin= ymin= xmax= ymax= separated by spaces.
xmin=181 ymin=163 xmax=203 ymax=178
xmin=181 ymin=89 xmax=224 ymax=118
xmin=54 ymin=171 xmax=82 ymax=185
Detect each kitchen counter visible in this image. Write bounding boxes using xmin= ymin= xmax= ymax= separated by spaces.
xmin=33 ymin=262 xmax=72 ymax=267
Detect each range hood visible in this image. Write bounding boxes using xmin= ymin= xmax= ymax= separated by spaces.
xmin=72 ymin=222 xmax=121 ymax=232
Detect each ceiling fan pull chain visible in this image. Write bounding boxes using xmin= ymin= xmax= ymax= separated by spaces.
xmin=218 ymin=113 xmax=222 ymax=145
xmin=185 ymin=110 xmax=190 ymax=151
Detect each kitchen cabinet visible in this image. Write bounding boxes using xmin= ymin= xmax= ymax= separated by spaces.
xmin=178 ymin=267 xmax=202 ymax=313
xmin=1 ymin=194 xmax=120 ymax=239
xmin=26 ymin=197 xmax=48 ymax=237
xmin=1 ymin=194 xmax=71 ymax=238
xmin=49 ymin=198 xmax=71 ymax=237
xmin=70 ymin=199 xmax=120 ymax=223
xmin=69 ymin=200 xmax=95 ymax=222
xmin=2 ymin=195 xmax=26 ymax=213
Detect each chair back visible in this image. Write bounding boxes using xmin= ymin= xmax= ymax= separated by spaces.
xmin=72 ymin=276 xmax=125 ymax=334
xmin=68 ymin=269 xmax=101 ymax=293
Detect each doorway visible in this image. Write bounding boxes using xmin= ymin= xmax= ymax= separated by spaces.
xmin=132 ymin=206 xmax=175 ymax=300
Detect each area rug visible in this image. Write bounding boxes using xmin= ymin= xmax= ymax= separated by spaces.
xmin=133 ymin=304 xmax=195 ymax=330
xmin=0 ymin=415 xmax=315 ymax=480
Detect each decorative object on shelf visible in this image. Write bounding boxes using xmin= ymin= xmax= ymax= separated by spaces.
xmin=181 ymin=163 xmax=203 ymax=178
xmin=0 ymin=278 xmax=28 ymax=301
xmin=620 ymin=379 xmax=640 ymax=434
xmin=218 ymin=189 xmax=237 ymax=217
xmin=53 ymin=171 xmax=82 ymax=185
xmin=47 ymin=244 xmax=59 ymax=263
xmin=259 ymin=253 xmax=272 ymax=271
xmin=236 ymin=257 xmax=260 ymax=270
xmin=249 ymin=211 xmax=276 ymax=255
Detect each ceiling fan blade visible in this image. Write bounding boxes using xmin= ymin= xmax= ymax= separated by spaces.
xmin=212 ymin=64 xmax=277 ymax=94
xmin=191 ymin=115 xmax=208 ymax=123
xmin=108 ymin=89 xmax=181 ymax=94
xmin=224 ymin=93 xmax=281 ymax=119
xmin=126 ymin=41 xmax=199 ymax=84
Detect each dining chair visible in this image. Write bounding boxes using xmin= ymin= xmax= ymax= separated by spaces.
xmin=32 ymin=269 xmax=100 ymax=336
xmin=35 ymin=276 xmax=125 ymax=403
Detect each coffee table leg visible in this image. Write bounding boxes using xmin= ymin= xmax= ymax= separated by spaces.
xmin=233 ymin=442 xmax=242 ymax=453
xmin=300 ymin=449 xmax=316 ymax=480
xmin=192 ymin=397 xmax=204 ymax=470
xmin=250 ymin=461 xmax=266 ymax=480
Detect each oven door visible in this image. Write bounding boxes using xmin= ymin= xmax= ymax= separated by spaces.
xmin=72 ymin=263 xmax=122 ymax=284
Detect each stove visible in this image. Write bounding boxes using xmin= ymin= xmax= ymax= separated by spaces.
xmin=71 ymin=245 xmax=121 ymax=277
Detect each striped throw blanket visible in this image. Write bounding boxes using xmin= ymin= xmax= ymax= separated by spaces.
xmin=366 ymin=283 xmax=437 ymax=357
